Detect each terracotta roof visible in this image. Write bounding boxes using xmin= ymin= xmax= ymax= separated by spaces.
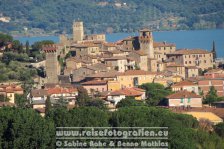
xmin=172 ymin=80 xmax=196 ymax=87
xmin=153 ymin=42 xmax=175 ymax=48
xmin=205 ymin=69 xmax=224 ymax=74
xmin=86 ymin=71 xmax=120 ymax=78
xmin=185 ymin=66 xmax=199 ymax=69
xmin=166 ymin=90 xmax=201 ymax=99
xmin=109 ymin=88 xmax=145 ymax=97
xmin=103 ymin=42 xmax=116 ymax=47
xmin=0 ymin=84 xmax=23 ymax=93
xmin=104 ymin=56 xmax=127 ymax=60
xmin=74 ymin=43 xmax=98 ymax=48
xmin=167 ymin=63 xmax=184 ymax=67
xmin=133 ymin=50 xmax=147 ymax=56
xmin=167 ymin=49 xmax=211 ymax=55
xmin=118 ymin=70 xmax=157 ymax=76
xmin=81 ymin=80 xmax=107 ymax=85
xmin=109 ymin=50 xmax=123 ymax=54
xmin=31 ymin=89 xmax=48 ymax=97
xmin=47 ymin=87 xmax=77 ymax=95
xmin=45 ymin=83 xmax=74 ymax=89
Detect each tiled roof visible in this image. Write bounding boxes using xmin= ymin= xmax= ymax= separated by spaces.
xmin=104 ymin=56 xmax=127 ymax=60
xmin=108 ymin=50 xmax=123 ymax=54
xmin=74 ymin=43 xmax=98 ymax=48
xmin=118 ymin=70 xmax=157 ymax=76
xmin=31 ymin=89 xmax=48 ymax=97
xmin=167 ymin=49 xmax=211 ymax=55
xmin=103 ymin=42 xmax=116 ymax=47
xmin=86 ymin=70 xmax=120 ymax=78
xmin=185 ymin=66 xmax=199 ymax=69
xmin=166 ymin=90 xmax=201 ymax=99
xmin=109 ymin=88 xmax=145 ymax=97
xmin=81 ymin=80 xmax=107 ymax=85
xmin=153 ymin=42 xmax=175 ymax=48
xmin=205 ymin=69 xmax=224 ymax=74
xmin=172 ymin=80 xmax=196 ymax=87
xmin=167 ymin=63 xmax=184 ymax=67
xmin=0 ymin=84 xmax=23 ymax=93
xmin=47 ymin=87 xmax=77 ymax=95
xmin=133 ymin=50 xmax=147 ymax=56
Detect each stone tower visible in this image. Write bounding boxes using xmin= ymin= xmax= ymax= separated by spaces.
xmin=139 ymin=29 xmax=154 ymax=59
xmin=44 ymin=45 xmax=61 ymax=84
xmin=73 ymin=21 xmax=84 ymax=42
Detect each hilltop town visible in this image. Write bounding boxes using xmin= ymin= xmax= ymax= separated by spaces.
xmin=1 ymin=21 xmax=224 ymax=118
xmin=0 ymin=21 xmax=224 ymax=148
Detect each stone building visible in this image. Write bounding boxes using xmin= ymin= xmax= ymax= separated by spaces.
xmin=129 ymin=50 xmax=148 ymax=71
xmin=73 ymin=21 xmax=84 ymax=42
xmin=153 ymin=41 xmax=176 ymax=61
xmin=166 ymin=49 xmax=214 ymax=70
xmin=43 ymin=45 xmax=61 ymax=84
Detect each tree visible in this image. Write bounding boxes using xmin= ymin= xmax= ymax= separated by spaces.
xmin=140 ymin=83 xmax=172 ymax=106
xmin=85 ymin=98 xmax=106 ymax=110
xmin=56 ymin=97 xmax=68 ymax=108
xmin=205 ymin=86 xmax=218 ymax=105
xmin=15 ymin=94 xmax=27 ymax=108
xmin=0 ymin=107 xmax=55 ymax=148
xmin=211 ymin=41 xmax=217 ymax=61
xmin=116 ymin=97 xmax=145 ymax=108
xmin=25 ymin=41 xmax=30 ymax=55
xmin=0 ymin=33 xmax=13 ymax=46
xmin=45 ymin=96 xmax=52 ymax=115
xmin=214 ymin=123 xmax=224 ymax=138
xmin=76 ymin=86 xmax=90 ymax=107
xmin=31 ymin=40 xmax=54 ymax=51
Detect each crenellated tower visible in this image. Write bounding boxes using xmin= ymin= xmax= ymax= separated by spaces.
xmin=139 ymin=29 xmax=154 ymax=59
xmin=43 ymin=45 xmax=61 ymax=83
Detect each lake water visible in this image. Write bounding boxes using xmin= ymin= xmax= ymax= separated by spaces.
xmin=15 ymin=29 xmax=224 ymax=58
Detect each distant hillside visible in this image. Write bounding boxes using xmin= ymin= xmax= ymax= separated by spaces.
xmin=0 ymin=0 xmax=224 ymax=35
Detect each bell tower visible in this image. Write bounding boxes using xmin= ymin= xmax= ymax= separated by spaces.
xmin=139 ymin=29 xmax=154 ymax=59
xmin=73 ymin=21 xmax=84 ymax=42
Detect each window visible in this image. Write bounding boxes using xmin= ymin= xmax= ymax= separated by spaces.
xmin=188 ymin=98 xmax=191 ymax=103
xmin=204 ymin=60 xmax=206 ymax=63
xmin=185 ymin=61 xmax=187 ymax=64
xmin=189 ymin=61 xmax=191 ymax=64
xmin=181 ymin=98 xmax=184 ymax=103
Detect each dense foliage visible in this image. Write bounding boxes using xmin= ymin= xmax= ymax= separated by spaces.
xmin=0 ymin=107 xmax=55 ymax=149
xmin=140 ymin=83 xmax=172 ymax=106
xmin=0 ymin=0 xmax=224 ymax=34
xmin=1 ymin=107 xmax=223 ymax=149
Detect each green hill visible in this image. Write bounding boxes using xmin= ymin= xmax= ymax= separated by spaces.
xmin=0 ymin=0 xmax=224 ymax=35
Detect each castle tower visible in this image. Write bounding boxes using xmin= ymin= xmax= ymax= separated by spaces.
xmin=44 ymin=45 xmax=61 ymax=83
xmin=139 ymin=29 xmax=154 ymax=59
xmin=73 ymin=21 xmax=84 ymax=42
